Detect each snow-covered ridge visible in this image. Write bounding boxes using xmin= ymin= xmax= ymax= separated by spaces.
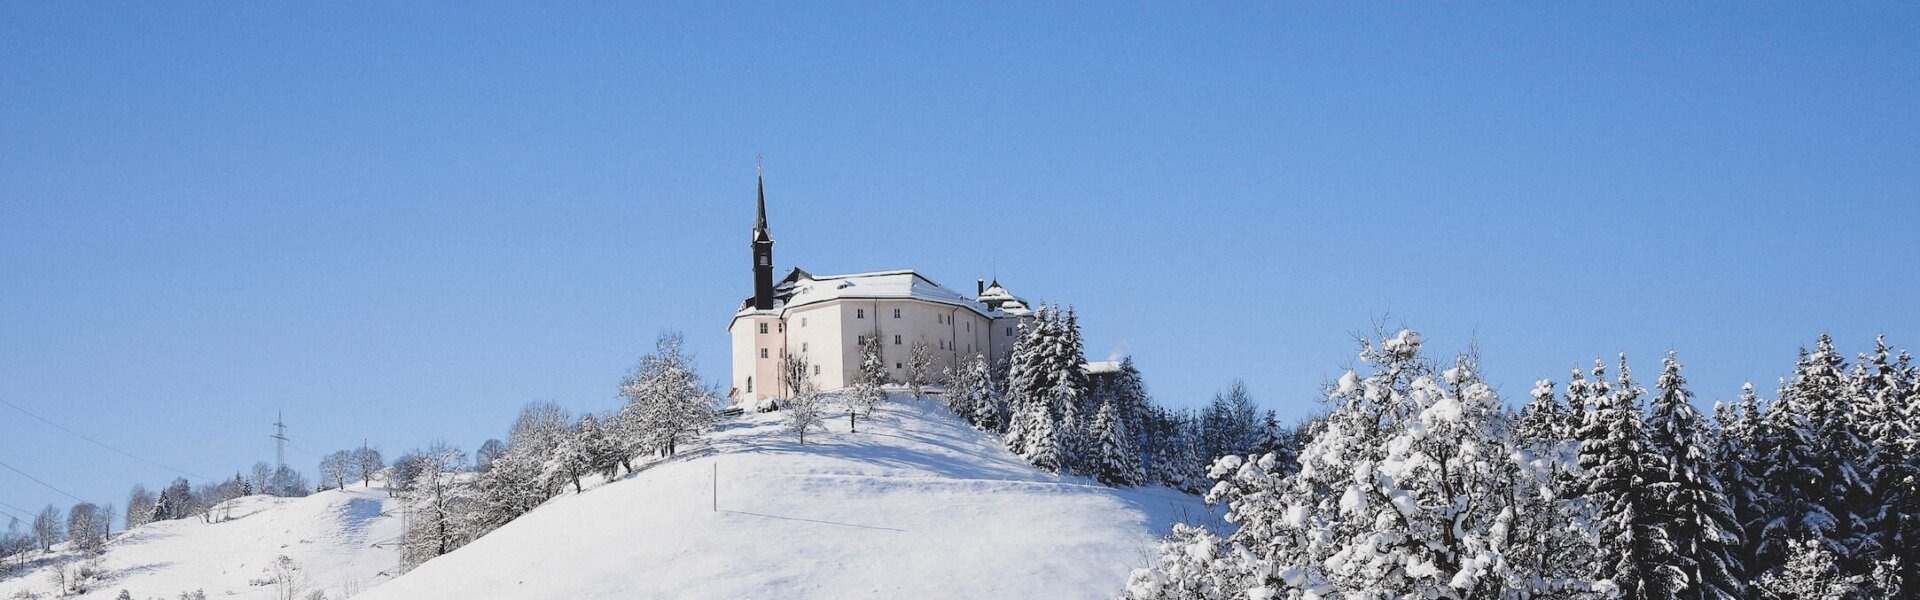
xmin=361 ymin=396 xmax=1208 ymax=600
xmin=0 ymin=485 xmax=403 ymax=599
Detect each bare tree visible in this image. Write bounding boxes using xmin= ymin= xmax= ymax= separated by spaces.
xmin=353 ymin=444 xmax=385 ymax=486
xmin=124 ymin=485 xmax=156 ymax=530
xmin=32 ymin=505 xmax=62 ymax=551
xmin=320 ymin=451 xmax=353 ymax=491
xmin=907 ymin=340 xmax=933 ymax=401
xmin=65 ymin=503 xmax=106 ymax=554
xmin=781 ymin=353 xmax=826 ymax=444
xmin=844 ymin=335 xmax=888 ymax=432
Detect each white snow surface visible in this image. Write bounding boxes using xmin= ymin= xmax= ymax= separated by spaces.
xmin=362 ymin=396 xmax=1208 ymax=600
xmin=0 ymin=485 xmax=402 ymax=599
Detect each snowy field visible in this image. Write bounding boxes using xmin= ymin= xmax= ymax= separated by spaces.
xmin=360 ymin=395 xmax=1210 ymax=600
xmin=0 ymin=485 xmax=403 ymax=599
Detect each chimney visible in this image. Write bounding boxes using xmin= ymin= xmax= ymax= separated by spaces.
xmin=977 ymin=279 xmax=985 ymax=297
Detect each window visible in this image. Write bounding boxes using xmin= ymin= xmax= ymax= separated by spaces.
xmin=813 ymin=365 xmax=821 ymax=375
xmin=966 ymin=322 xmax=970 ymax=332
xmin=893 ymin=308 xmax=901 ymax=319
xmin=759 ymin=255 xmax=769 ymax=266
xmin=801 ymin=318 xmax=807 ymax=327
xmin=759 ymin=348 xmax=768 ymax=359
xmin=779 ymin=348 xmax=785 ymax=357
xmin=759 ymin=323 xmax=768 ymax=334
xmin=894 ymin=335 xmax=902 ymax=345
xmin=857 ymin=309 xmax=865 ymax=319
xmin=746 ymin=377 xmax=753 ymax=393
xmin=801 ymin=342 xmax=808 ymax=353
xmin=937 ymin=314 xmax=944 ymax=324
xmin=857 ymin=335 xmax=866 ymax=345
xmin=896 ymin=362 xmax=903 ymax=369
xmin=1006 ymin=327 xmax=1014 ymax=336
xmin=778 ymin=323 xmax=784 ymax=333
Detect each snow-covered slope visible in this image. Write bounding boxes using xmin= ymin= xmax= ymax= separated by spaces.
xmin=0 ymin=485 xmax=403 ymax=599
xmin=362 ymin=397 xmax=1209 ymax=600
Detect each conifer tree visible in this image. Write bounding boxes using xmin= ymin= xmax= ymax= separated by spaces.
xmin=1091 ymin=398 xmax=1143 ymax=486
xmin=1645 ymin=352 xmax=1743 ymax=600
xmin=1578 ymin=354 xmax=1668 ymax=599
xmin=1714 ymin=382 xmax=1769 ymax=589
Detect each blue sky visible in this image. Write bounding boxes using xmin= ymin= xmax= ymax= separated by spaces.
xmin=3 ymin=3 xmax=1916 ymax=522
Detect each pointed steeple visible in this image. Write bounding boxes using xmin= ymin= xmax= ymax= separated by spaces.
xmin=751 ymin=161 xmax=775 ymax=310
xmin=755 ymin=172 xmax=768 ymax=233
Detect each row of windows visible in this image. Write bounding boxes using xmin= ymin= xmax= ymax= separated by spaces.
xmin=765 ymin=312 xmax=1003 ymax=336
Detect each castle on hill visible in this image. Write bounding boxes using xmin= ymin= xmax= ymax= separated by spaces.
xmin=728 ymin=173 xmax=1036 ymax=404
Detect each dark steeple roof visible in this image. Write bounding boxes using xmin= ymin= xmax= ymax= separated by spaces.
xmin=753 ymin=173 xmax=771 ymax=242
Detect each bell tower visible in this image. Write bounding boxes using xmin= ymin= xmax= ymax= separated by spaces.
xmin=751 ymin=163 xmax=775 ymax=310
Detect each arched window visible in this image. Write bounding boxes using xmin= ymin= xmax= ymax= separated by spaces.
xmin=746 ymin=377 xmax=753 ymax=393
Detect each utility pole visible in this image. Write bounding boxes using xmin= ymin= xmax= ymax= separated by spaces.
xmin=271 ymin=411 xmax=290 ymax=472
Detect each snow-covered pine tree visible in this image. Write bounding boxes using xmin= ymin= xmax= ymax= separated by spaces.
xmin=1793 ymin=335 xmax=1875 ymax=573
xmin=1132 ymin=329 xmax=1610 ymax=598
xmin=1110 ymin=356 xmax=1152 ymax=452
xmin=1578 ymin=354 xmax=1670 ymax=599
xmin=949 ymin=353 xmax=999 ymax=432
xmin=1507 ymin=377 xmax=1605 ymax=596
xmin=1714 ymin=382 xmax=1769 ymax=589
xmin=1645 ymin=352 xmax=1743 ymax=600
xmin=1756 ymin=363 xmax=1836 ymax=571
xmin=1090 ymin=398 xmax=1144 ymax=486
xmin=1854 ymin=335 xmax=1916 ymax=594
xmin=1021 ymin=379 xmax=1066 ymax=473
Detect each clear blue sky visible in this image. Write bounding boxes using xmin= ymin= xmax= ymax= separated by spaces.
xmin=3 ymin=3 xmax=1916 ymax=522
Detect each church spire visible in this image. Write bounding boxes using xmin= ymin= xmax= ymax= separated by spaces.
xmin=751 ymin=159 xmax=775 ymax=310
xmin=754 ymin=158 xmax=769 ymax=235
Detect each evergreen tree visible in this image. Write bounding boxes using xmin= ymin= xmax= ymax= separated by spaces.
xmin=1091 ymin=398 xmax=1144 ymax=486
xmin=1577 ymin=354 xmax=1669 ymax=599
xmin=1855 ymin=336 xmax=1916 ymax=592
xmin=1645 ymin=352 xmax=1743 ymax=600
xmin=1714 ymin=382 xmax=1769 ymax=590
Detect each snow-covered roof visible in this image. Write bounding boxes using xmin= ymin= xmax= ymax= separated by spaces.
xmin=734 ymin=268 xmax=1038 ymax=326
xmin=1082 ymin=360 xmax=1122 ymax=375
xmin=785 ymin=270 xmax=983 ymax=311
xmin=975 ymin=280 xmax=1032 ymax=316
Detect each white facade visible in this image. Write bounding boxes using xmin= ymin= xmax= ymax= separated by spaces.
xmin=727 ymin=269 xmax=1033 ymax=404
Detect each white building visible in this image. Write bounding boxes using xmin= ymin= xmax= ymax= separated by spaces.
xmin=727 ymin=174 xmax=1033 ymax=404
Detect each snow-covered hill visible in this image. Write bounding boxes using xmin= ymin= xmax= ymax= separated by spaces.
xmin=0 ymin=485 xmax=402 ymax=599
xmin=362 ymin=396 xmax=1209 ymax=600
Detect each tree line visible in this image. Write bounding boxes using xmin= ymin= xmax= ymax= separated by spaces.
xmin=1123 ymin=328 xmax=1918 ymax=600
xmin=938 ymin=303 xmax=1297 ymax=490
xmin=393 ymin=333 xmax=717 ymax=571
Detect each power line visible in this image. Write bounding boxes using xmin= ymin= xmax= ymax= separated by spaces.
xmin=0 ymin=499 xmax=36 ymax=521
xmin=0 ymin=397 xmax=210 ymax=479
xmin=0 ymin=458 xmax=91 ymax=505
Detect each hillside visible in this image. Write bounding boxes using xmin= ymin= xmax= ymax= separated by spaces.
xmin=360 ymin=396 xmax=1210 ymax=600
xmin=0 ymin=485 xmax=403 ymax=599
